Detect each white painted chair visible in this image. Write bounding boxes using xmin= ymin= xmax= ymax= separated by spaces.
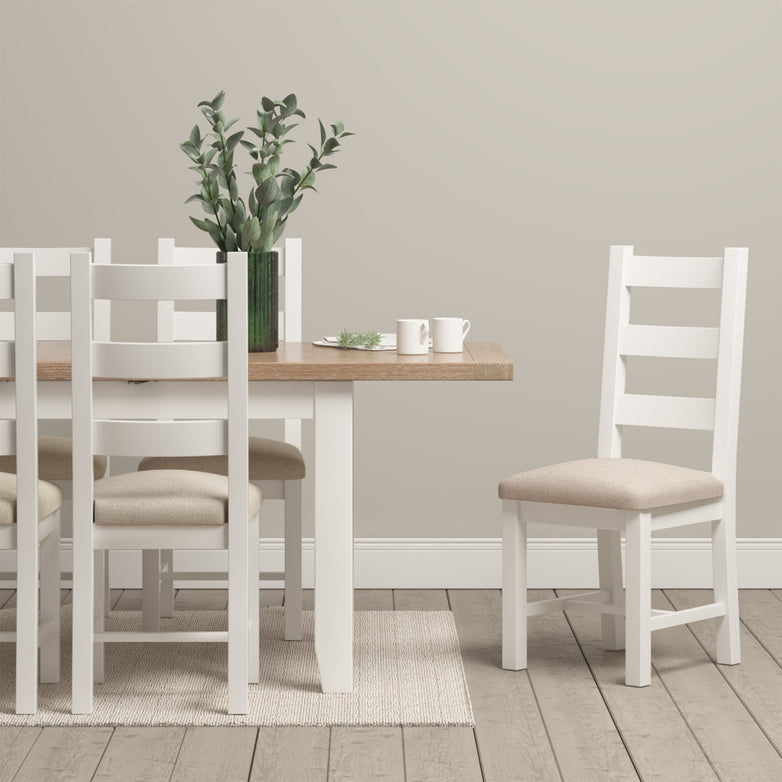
xmin=0 ymin=242 xmax=112 ymax=599
xmin=70 ymin=251 xmax=256 ymax=715
xmin=0 ymin=254 xmax=63 ymax=713
xmin=137 ymin=238 xmax=304 ymax=640
xmin=500 ymin=246 xmax=748 ymax=686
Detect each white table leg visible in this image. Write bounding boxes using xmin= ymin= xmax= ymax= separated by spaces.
xmin=314 ymin=381 xmax=354 ymax=692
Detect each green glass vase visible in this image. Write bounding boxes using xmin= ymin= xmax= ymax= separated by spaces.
xmin=216 ymin=250 xmax=279 ymax=352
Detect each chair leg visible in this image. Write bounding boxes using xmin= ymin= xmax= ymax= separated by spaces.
xmin=597 ymin=529 xmax=625 ymax=650
xmin=284 ymin=480 xmax=303 ymax=641
xmin=502 ymin=500 xmax=527 ymax=670
xmin=713 ymin=510 xmax=740 ymax=665
xmin=93 ymin=550 xmax=105 ymax=683
xmin=142 ymin=550 xmax=161 ymax=632
xmin=160 ymin=550 xmax=175 ymax=618
xmin=228 ymin=515 xmax=250 ymax=715
xmin=40 ymin=517 xmax=61 ymax=683
xmin=104 ymin=551 xmax=111 ymax=618
xmin=625 ymin=511 xmax=651 ymax=687
xmin=249 ymin=513 xmax=260 ymax=684
xmin=15 ymin=517 xmax=39 ymax=714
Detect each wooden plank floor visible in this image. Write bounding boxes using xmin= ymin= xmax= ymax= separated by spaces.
xmin=0 ymin=588 xmax=780 ymax=781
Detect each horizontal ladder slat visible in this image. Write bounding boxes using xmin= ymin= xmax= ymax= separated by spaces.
xmin=97 ymin=631 xmax=229 ymax=643
xmin=620 ymin=325 xmax=719 ymax=359
xmin=0 ymin=264 xmax=13 ymax=298
xmin=92 ymin=264 xmax=227 ymax=300
xmin=625 ymin=256 xmax=723 ymax=288
xmin=0 ymin=312 xmax=72 ymax=341
xmin=93 ymin=419 xmax=227 ymax=457
xmin=0 ymin=419 xmax=15 ymax=455
xmin=0 ymin=342 xmax=14 ymax=378
xmin=161 ymin=570 xmax=285 ymax=581
xmin=615 ymin=393 xmax=715 ymax=430
xmin=93 ymin=341 xmax=227 ymax=379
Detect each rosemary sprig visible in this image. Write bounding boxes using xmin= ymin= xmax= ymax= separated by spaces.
xmin=337 ymin=329 xmax=382 ymax=349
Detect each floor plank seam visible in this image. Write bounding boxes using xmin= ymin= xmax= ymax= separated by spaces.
xmin=9 ymin=726 xmax=44 ymax=782
xmin=655 ymin=590 xmax=735 ymax=780
xmin=89 ymin=725 xmax=117 ymax=782
xmin=556 ymin=589 xmax=642 ymax=782
xmin=326 ymin=726 xmax=333 ymax=782
xmin=245 ymin=727 xmax=260 ymax=782
xmin=469 ymin=727 xmax=488 ymax=782
xmin=522 ymin=647 xmax=565 ymax=782
xmin=400 ymin=725 xmax=408 ymax=782
xmin=739 ymin=620 xmax=782 ymax=672
xmin=166 ymin=726 xmax=188 ymax=782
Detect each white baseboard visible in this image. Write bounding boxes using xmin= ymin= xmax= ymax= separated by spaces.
xmin=7 ymin=537 xmax=779 ymax=589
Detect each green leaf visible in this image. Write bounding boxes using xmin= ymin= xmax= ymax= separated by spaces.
xmin=256 ymin=176 xmax=279 ymax=206
xmin=273 ymin=218 xmax=287 ymax=243
xmin=319 ymin=119 xmax=326 ymax=146
xmin=239 ymin=139 xmax=257 ymax=153
xmin=289 ymin=194 xmax=303 ymax=213
xmin=204 ymin=148 xmax=218 ymax=165
xmin=330 ymin=120 xmax=344 ymax=136
xmin=190 ymin=216 xmax=224 ymax=250
xmin=189 ymin=125 xmax=201 ymax=145
xmin=224 ymin=117 xmax=240 ymax=132
xmin=300 ymin=170 xmax=316 ymax=189
xmin=319 ymin=163 xmax=337 ymax=170
xmin=229 ymin=176 xmax=239 ymax=201
xmin=323 ymin=137 xmax=339 ymax=153
xmin=258 ymin=207 xmax=278 ymax=251
xmin=248 ymin=216 xmax=262 ymax=245
xmin=211 ymin=91 xmax=225 ymax=110
xmin=225 ymin=224 xmax=238 ymax=252
xmin=268 ymin=155 xmax=280 ymax=175
xmin=261 ymin=96 xmax=274 ymax=112
xmin=226 ymin=130 xmax=243 ymax=151
xmin=283 ymin=93 xmax=297 ymax=111
xmin=247 ymin=126 xmax=264 ymax=139
xmin=184 ymin=193 xmax=203 ymax=205
xmin=248 ymin=188 xmax=257 ymax=216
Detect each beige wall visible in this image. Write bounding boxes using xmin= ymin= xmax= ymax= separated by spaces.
xmin=1 ymin=0 xmax=779 ymax=539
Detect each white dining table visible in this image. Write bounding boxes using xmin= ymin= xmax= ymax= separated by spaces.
xmin=4 ymin=341 xmax=513 ymax=693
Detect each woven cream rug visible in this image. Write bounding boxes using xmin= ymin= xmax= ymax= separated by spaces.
xmin=0 ymin=607 xmax=474 ymax=727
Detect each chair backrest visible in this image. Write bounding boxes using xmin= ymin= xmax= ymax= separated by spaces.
xmin=597 ymin=246 xmax=748 ymax=484
xmin=0 ymin=241 xmax=112 ymax=340
xmin=0 ymin=255 xmax=39 ymax=524
xmin=156 ymin=237 xmax=303 ymax=453
xmin=70 ymin=252 xmax=249 ymax=506
xmin=156 ymin=238 xmax=302 ymax=343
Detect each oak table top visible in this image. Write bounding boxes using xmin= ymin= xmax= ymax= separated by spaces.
xmin=32 ymin=341 xmax=514 ymax=382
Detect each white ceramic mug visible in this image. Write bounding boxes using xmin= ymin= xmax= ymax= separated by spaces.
xmin=432 ymin=317 xmax=471 ymax=353
xmin=396 ymin=318 xmax=430 ymax=355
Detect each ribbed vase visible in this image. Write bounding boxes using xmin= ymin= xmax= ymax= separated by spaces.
xmin=216 ymin=250 xmax=279 ymax=352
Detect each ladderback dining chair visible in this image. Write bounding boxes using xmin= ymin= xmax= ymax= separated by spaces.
xmin=138 ymin=237 xmax=304 ymax=640
xmin=499 ymin=245 xmax=748 ymax=686
xmin=0 ymin=242 xmax=112 ymax=603
xmin=70 ymin=251 xmax=257 ymax=715
xmin=0 ymin=253 xmax=63 ymax=713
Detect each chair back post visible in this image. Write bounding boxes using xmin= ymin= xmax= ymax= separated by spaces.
xmin=597 ymin=245 xmax=633 ymax=458
xmin=711 ymin=248 xmax=748 ymax=485
xmin=12 ymin=253 xmax=41 ymax=710
xmin=69 ymin=250 xmax=95 ymax=713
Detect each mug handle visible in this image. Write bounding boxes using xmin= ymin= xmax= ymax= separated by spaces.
xmin=462 ymin=319 xmax=471 ymax=339
xmin=420 ymin=321 xmax=429 ymax=347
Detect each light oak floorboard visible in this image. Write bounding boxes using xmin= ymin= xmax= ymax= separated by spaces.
xmin=664 ymin=589 xmax=782 ymax=756
xmin=0 ymin=727 xmax=41 ymax=782
xmin=559 ymin=589 xmax=716 ymax=781
xmin=523 ymin=589 xmax=637 ymax=781
xmin=171 ymin=727 xmax=257 ymax=782
xmin=354 ymin=589 xmax=394 ymax=610
xmin=448 ymin=589 xmax=561 ymax=782
xmin=260 ymin=588 xmax=284 ymax=607
xmin=403 ymin=726 xmax=482 ymax=782
xmin=93 ymin=727 xmax=184 ymax=782
xmin=250 ymin=727 xmax=329 ymax=782
xmin=394 ymin=589 xmax=450 ymax=611
xmin=651 ymin=590 xmax=782 ymax=781
xmin=174 ymin=588 xmax=227 ymax=611
xmin=13 ymin=727 xmax=113 ymax=782
xmin=113 ymin=589 xmax=143 ymax=611
xmin=736 ymin=589 xmax=782 ymax=665
xmin=328 ymin=727 xmax=404 ymax=782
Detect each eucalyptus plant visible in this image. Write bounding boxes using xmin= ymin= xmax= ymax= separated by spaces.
xmin=180 ymin=91 xmax=352 ymax=252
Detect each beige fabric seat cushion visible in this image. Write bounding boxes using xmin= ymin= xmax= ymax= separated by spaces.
xmin=0 ymin=435 xmax=108 ymax=481
xmin=498 ymin=458 xmax=723 ymax=511
xmin=137 ymin=436 xmax=305 ymax=481
xmin=0 ymin=471 xmax=64 ymax=525
xmin=93 ymin=469 xmax=263 ymax=527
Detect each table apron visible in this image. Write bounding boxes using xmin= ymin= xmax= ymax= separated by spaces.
xmin=0 ymin=380 xmax=316 ymax=420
